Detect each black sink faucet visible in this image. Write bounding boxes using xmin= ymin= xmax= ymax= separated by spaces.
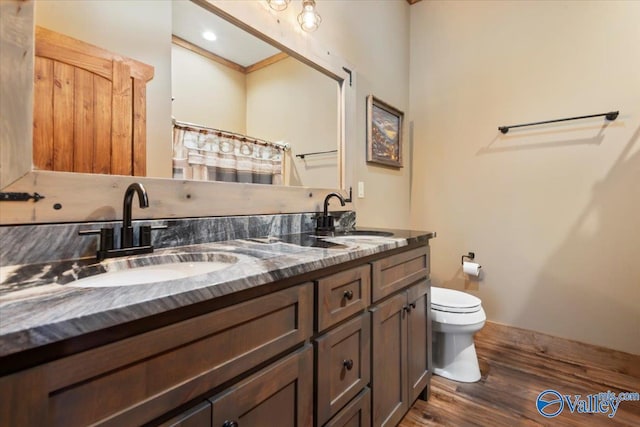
xmin=316 ymin=192 xmax=346 ymax=234
xmin=78 ymin=182 xmax=166 ymax=261
xmin=122 ymin=182 xmax=149 ymax=248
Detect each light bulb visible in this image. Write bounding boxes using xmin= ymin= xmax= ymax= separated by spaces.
xmin=267 ymin=0 xmax=290 ymax=12
xmin=297 ymin=0 xmax=321 ymax=32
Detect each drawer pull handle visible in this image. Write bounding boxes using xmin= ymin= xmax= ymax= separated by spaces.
xmin=223 ymin=421 xmax=239 ymax=427
xmin=343 ymin=290 xmax=354 ymax=300
xmin=343 ymin=359 xmax=354 ymax=370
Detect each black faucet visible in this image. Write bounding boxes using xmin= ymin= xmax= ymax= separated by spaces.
xmin=79 ymin=182 xmax=165 ymax=261
xmin=121 ymin=182 xmax=149 ymax=248
xmin=316 ymin=192 xmax=346 ymax=234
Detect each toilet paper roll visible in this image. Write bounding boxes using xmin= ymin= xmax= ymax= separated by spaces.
xmin=463 ymin=261 xmax=481 ymax=277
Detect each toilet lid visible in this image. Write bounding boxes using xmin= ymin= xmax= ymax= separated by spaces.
xmin=431 ymin=287 xmax=482 ymax=313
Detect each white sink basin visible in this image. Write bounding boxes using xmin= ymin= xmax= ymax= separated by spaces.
xmin=68 ymin=253 xmax=238 ymax=288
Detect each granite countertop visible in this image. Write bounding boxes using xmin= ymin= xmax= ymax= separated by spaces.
xmin=0 ymin=228 xmax=434 ymax=359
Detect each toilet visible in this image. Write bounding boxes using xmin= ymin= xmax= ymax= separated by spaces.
xmin=431 ymin=286 xmax=486 ymax=382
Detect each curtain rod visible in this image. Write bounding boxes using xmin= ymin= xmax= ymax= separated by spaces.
xmin=498 ymin=111 xmax=619 ymax=134
xmin=173 ymin=119 xmax=290 ymax=151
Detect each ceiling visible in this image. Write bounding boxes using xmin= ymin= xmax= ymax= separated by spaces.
xmin=172 ymin=0 xmax=280 ymax=67
xmin=172 ymin=0 xmax=423 ymax=68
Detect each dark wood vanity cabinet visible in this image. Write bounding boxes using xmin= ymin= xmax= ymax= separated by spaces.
xmin=0 ymin=284 xmax=313 ymax=426
xmin=314 ymin=245 xmax=431 ymax=427
xmin=0 ymin=242 xmax=431 ymax=427
xmin=210 ymin=345 xmax=313 ymax=427
xmin=370 ymin=247 xmax=431 ymax=427
xmin=314 ymin=263 xmax=372 ymax=427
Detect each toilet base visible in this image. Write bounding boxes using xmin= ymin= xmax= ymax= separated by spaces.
xmin=432 ymin=330 xmax=482 ymax=383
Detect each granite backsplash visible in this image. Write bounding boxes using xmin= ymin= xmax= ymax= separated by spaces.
xmin=0 ymin=211 xmax=356 ymax=267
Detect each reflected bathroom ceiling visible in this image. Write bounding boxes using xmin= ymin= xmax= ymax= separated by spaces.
xmin=172 ymin=0 xmax=280 ymax=67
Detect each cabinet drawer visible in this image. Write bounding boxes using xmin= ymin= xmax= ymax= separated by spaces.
xmin=324 ymin=387 xmax=371 ymax=427
xmin=210 ymin=345 xmax=313 ymax=427
xmin=371 ymin=246 xmax=429 ymax=302
xmin=316 ymin=264 xmax=371 ymax=332
xmin=315 ymin=312 xmax=371 ymax=426
xmin=157 ymin=401 xmax=211 ymax=427
xmin=44 ymin=284 xmax=313 ymax=427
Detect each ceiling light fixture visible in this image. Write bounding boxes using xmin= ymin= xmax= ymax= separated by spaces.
xmin=298 ymin=0 xmax=321 ymax=32
xmin=267 ymin=0 xmax=290 ymax=12
xmin=202 ymin=31 xmax=217 ymax=41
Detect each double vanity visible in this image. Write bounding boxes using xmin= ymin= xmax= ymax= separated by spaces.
xmin=0 ymin=219 xmax=434 ymax=427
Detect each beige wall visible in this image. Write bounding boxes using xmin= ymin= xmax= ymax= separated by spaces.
xmin=171 ymin=44 xmax=246 ymax=134
xmin=409 ymin=0 xmax=640 ymax=354
xmin=35 ymin=0 xmax=173 ymax=178
xmin=317 ymin=1 xmax=412 ymax=228
xmin=247 ymin=57 xmax=338 ymax=188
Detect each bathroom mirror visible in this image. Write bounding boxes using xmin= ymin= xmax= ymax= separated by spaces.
xmin=27 ymin=0 xmax=344 ymax=188
xmin=1 ymin=0 xmax=353 ymax=225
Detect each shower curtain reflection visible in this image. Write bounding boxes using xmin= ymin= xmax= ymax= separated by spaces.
xmin=172 ymin=122 xmax=287 ymax=185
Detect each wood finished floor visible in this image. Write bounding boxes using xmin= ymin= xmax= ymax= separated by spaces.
xmin=399 ymin=323 xmax=640 ymax=426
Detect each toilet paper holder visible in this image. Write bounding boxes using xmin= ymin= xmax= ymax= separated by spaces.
xmin=461 ymin=252 xmax=475 ymax=265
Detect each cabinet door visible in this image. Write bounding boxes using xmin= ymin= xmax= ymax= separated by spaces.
xmin=407 ymin=281 xmax=431 ymax=402
xmin=370 ymin=293 xmax=408 ymax=427
xmin=210 ymin=345 xmax=313 ymax=427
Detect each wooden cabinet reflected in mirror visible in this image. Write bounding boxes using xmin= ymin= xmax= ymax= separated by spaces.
xmin=33 ymin=26 xmax=154 ymax=176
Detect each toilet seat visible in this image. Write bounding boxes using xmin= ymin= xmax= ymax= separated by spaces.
xmin=431 ymin=287 xmax=482 ymax=314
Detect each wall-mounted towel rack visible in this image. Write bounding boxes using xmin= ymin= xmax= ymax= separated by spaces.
xmin=498 ymin=111 xmax=619 ymax=134
xmin=295 ymin=149 xmax=338 ymax=159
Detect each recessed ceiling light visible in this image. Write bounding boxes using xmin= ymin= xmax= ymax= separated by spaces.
xmin=202 ymin=31 xmax=217 ymax=41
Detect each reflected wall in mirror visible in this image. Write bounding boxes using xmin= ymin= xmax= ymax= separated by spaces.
xmin=172 ymin=0 xmax=339 ymax=187
xmin=32 ymin=0 xmax=341 ymax=188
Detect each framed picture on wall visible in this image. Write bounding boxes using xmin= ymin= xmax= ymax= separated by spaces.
xmin=366 ymin=95 xmax=403 ymax=168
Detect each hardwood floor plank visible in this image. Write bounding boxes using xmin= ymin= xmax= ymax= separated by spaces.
xmin=477 ymin=323 xmax=640 ymax=378
xmin=476 ymin=342 xmax=640 ymax=397
xmin=399 ymin=322 xmax=640 ymax=427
